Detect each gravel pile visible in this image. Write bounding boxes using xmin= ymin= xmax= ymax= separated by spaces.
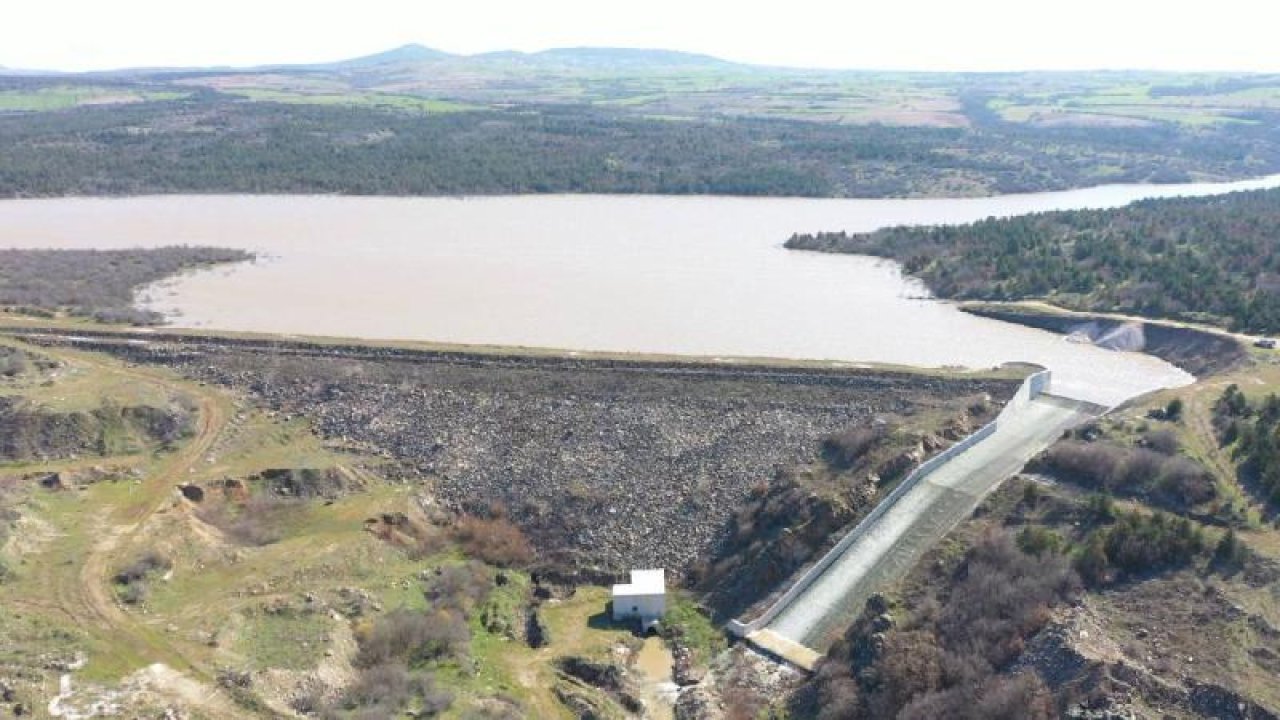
xmin=32 ymin=333 xmax=1016 ymax=574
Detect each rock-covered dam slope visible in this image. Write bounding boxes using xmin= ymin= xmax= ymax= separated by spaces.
xmin=15 ymin=330 xmax=1020 ymax=575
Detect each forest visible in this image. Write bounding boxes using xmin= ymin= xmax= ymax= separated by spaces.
xmin=787 ymin=188 xmax=1280 ymax=333
xmin=1 ymin=83 xmax=1280 ymax=199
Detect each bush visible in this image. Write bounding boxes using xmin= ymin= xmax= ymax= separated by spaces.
xmin=355 ymin=608 xmax=471 ymax=668
xmin=822 ymin=425 xmax=885 ymax=469
xmin=936 ymin=533 xmax=1078 ymax=669
xmin=340 ymin=661 xmax=453 ymax=717
xmin=898 ymin=673 xmax=1055 ymax=720
xmin=113 ymin=551 xmax=171 ymax=605
xmin=0 ymin=350 xmax=30 ymax=377
xmin=1076 ymin=509 xmax=1207 ymax=586
xmin=1034 ymin=440 xmax=1215 ymax=510
xmin=424 ymin=561 xmax=493 ymax=616
xmin=1214 ymin=528 xmax=1248 ymax=569
xmin=113 ymin=551 xmax=171 ymax=585
xmin=1154 ymin=457 xmax=1216 ymax=506
xmin=804 ymin=532 xmax=1078 ymax=719
xmin=451 ymin=515 xmax=534 ymax=568
xmin=198 ymin=494 xmax=301 ymax=546
xmin=1016 ymin=526 xmax=1065 ymax=557
xmin=1142 ymin=429 xmax=1180 ymax=455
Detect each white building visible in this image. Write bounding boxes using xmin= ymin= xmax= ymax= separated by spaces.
xmin=611 ymin=568 xmax=666 ymax=627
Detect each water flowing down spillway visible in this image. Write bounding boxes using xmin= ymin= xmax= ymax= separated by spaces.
xmin=4 ymin=176 xmax=1277 ymax=405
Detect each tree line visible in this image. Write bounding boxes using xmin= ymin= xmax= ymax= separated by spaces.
xmin=2 ymin=89 xmax=1280 ymax=199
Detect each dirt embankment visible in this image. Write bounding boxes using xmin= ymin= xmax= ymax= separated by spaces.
xmin=0 ymin=396 xmax=194 ymax=461
xmin=16 ymin=330 xmax=1019 ymax=580
xmin=963 ymin=305 xmax=1248 ymax=378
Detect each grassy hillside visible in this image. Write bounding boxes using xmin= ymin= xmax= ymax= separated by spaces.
xmin=0 ymin=318 xmax=1024 ymax=719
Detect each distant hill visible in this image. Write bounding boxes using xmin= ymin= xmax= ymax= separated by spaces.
xmin=519 ymin=47 xmax=735 ymax=69
xmin=1 ymin=44 xmax=745 ymax=78
xmin=302 ymin=43 xmax=453 ymax=70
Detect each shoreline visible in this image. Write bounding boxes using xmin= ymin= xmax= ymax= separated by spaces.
xmin=0 ymin=172 xmax=1278 ymax=205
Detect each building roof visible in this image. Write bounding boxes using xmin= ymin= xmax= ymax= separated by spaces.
xmin=612 ymin=568 xmax=665 ymax=597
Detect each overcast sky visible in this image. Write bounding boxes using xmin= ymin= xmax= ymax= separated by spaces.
xmin=6 ymin=0 xmax=1280 ymax=73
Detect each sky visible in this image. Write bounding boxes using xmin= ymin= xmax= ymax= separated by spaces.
xmin=5 ymin=0 xmax=1280 ymax=73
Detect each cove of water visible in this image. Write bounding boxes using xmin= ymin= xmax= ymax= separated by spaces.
xmin=4 ymin=175 xmax=1278 ymax=405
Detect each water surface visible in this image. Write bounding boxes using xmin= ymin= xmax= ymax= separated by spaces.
xmin=4 ymin=176 xmax=1278 ymax=405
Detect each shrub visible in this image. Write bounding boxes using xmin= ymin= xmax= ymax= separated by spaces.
xmin=1142 ymin=429 xmax=1180 ymax=455
xmin=198 ymin=494 xmax=301 ymax=546
xmin=1105 ymin=511 xmax=1205 ymax=573
xmin=1076 ymin=509 xmax=1206 ymax=587
xmin=355 ymin=608 xmax=471 ymax=668
xmin=1154 ymin=457 xmax=1216 ymax=506
xmin=113 ymin=551 xmax=171 ymax=605
xmin=424 ymin=561 xmax=493 ymax=615
xmin=806 ymin=532 xmax=1079 ymax=719
xmin=113 ymin=551 xmax=171 ymax=585
xmin=344 ymin=662 xmax=414 ymax=709
xmin=936 ymin=533 xmax=1078 ymax=669
xmin=451 ymin=515 xmax=534 ymax=568
xmin=0 ymin=350 xmax=30 ymax=377
xmin=1016 ymin=526 xmax=1065 ymax=557
xmin=1214 ymin=528 xmax=1248 ymax=569
xmin=865 ymin=631 xmax=944 ymax=718
xmin=340 ymin=661 xmax=453 ymax=717
xmin=822 ymin=425 xmax=885 ymax=469
xmin=1034 ymin=440 xmax=1215 ymax=510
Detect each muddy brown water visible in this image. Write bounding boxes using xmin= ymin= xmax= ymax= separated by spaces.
xmin=634 ymin=636 xmax=676 ymax=719
xmin=4 ymin=176 xmax=1278 ymax=405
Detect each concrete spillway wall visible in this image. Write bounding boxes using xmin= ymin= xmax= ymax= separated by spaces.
xmin=727 ymin=368 xmax=1052 ymax=639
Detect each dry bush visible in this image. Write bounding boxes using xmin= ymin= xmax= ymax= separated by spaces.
xmin=197 ymin=494 xmax=301 ymax=546
xmin=811 ymin=669 xmax=861 ymax=720
xmin=865 ymin=630 xmax=945 ymax=718
xmin=1036 ymin=441 xmax=1123 ymax=490
xmin=113 ymin=551 xmax=171 ymax=605
xmin=821 ymin=425 xmax=885 ymax=469
xmin=451 ymin=514 xmax=534 ymax=568
xmin=1156 ymin=457 xmax=1217 ymax=506
xmin=424 ymin=561 xmax=493 ymax=616
xmin=355 ymin=608 xmax=470 ymax=668
xmin=938 ymin=532 xmax=1078 ymax=669
xmin=1035 ymin=440 xmax=1215 ymax=510
xmin=334 ymin=661 xmax=453 ymax=718
xmin=1116 ymin=448 xmax=1166 ymax=489
xmin=898 ymin=672 xmax=1055 ymax=720
xmin=805 ymin=532 xmax=1078 ymax=719
xmin=0 ymin=349 xmax=31 ymax=377
xmin=113 ymin=551 xmax=171 ymax=585
xmin=365 ymin=511 xmax=447 ymax=559
xmin=1142 ymin=428 xmax=1180 ymax=455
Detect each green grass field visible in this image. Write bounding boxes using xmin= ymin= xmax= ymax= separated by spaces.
xmin=0 ymin=85 xmax=187 ymax=111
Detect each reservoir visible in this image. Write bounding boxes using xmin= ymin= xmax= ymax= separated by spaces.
xmin=4 ymin=175 xmax=1278 ymax=405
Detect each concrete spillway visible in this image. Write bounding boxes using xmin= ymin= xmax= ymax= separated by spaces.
xmin=734 ymin=373 xmax=1101 ymax=669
